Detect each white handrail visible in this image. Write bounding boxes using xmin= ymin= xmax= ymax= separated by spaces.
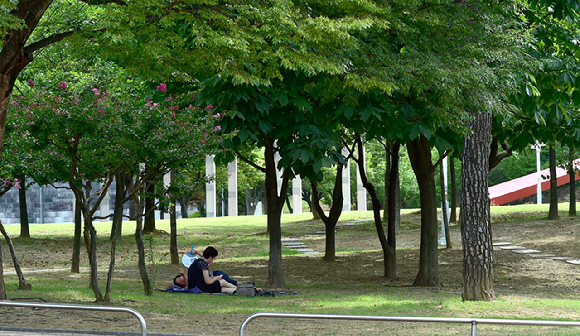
xmin=239 ymin=312 xmax=580 ymax=336
xmin=0 ymin=301 xmax=147 ymax=336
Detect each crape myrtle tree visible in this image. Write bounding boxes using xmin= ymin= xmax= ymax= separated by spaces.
xmin=8 ymin=79 xmax=221 ymax=301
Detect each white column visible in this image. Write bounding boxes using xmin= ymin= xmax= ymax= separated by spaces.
xmin=163 ymin=172 xmax=171 ymax=218
xmin=205 ymin=155 xmax=216 ymax=217
xmin=100 ymin=186 xmax=110 ymax=222
xmin=228 ymin=159 xmax=238 ymax=216
xmin=292 ymin=175 xmax=302 ymax=214
xmin=356 ymin=146 xmax=367 ymax=211
xmin=342 ymin=148 xmax=351 ymax=211
xmin=439 ymin=157 xmax=449 ymax=245
xmin=274 ymin=150 xmax=283 ymax=197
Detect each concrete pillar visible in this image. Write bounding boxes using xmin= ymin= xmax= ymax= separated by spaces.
xmin=292 ymin=175 xmax=302 ymax=214
xmin=100 ymin=185 xmax=110 ymax=221
xmin=163 ymin=172 xmax=171 ymax=218
xmin=228 ymin=159 xmax=238 ymax=216
xmin=357 ymin=146 xmax=367 ymax=211
xmin=205 ymin=155 xmax=216 ymax=217
xmin=274 ymin=150 xmax=282 ymax=197
xmin=342 ymin=148 xmax=351 ymax=211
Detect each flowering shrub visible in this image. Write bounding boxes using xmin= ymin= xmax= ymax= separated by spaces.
xmin=7 ymin=80 xmax=224 ymax=194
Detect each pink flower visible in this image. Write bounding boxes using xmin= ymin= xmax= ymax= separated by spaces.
xmin=28 ymin=79 xmax=34 ymax=87
xmin=153 ymin=103 xmax=158 ymax=107
xmin=170 ymin=106 xmax=179 ymax=111
xmin=201 ymin=140 xmax=205 ymax=144
xmin=156 ymin=83 xmax=167 ymax=92
xmin=57 ymin=82 xmax=67 ymax=90
xmin=32 ymin=102 xmax=38 ymax=106
xmin=92 ymin=88 xmax=100 ymax=95
xmin=216 ymin=113 xmax=221 ymax=117
xmin=188 ymin=104 xmax=194 ymax=109
xmin=168 ymin=193 xmax=173 ymax=198
xmin=71 ymin=138 xmax=75 ymax=142
xmin=215 ymin=125 xmax=222 ymax=131
xmin=205 ymin=105 xmax=213 ymax=111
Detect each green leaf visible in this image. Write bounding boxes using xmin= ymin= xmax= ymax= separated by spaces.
xmin=279 ymin=94 xmax=289 ymax=107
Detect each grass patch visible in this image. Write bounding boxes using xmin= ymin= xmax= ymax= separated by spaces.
xmin=2 ymin=207 xmax=580 ymax=335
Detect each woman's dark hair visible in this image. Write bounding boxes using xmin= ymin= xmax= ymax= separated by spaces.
xmin=173 ymin=275 xmax=184 ymax=287
xmin=203 ymin=246 xmax=218 ymax=259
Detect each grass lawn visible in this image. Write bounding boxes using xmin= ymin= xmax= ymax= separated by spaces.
xmin=0 ymin=205 xmax=580 ymax=335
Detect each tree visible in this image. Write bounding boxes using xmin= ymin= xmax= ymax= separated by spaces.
xmin=9 ymin=77 xmax=221 ymax=300
xmin=461 ymin=111 xmax=494 ymax=301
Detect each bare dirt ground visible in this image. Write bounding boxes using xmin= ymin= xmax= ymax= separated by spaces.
xmin=1 ymin=212 xmax=580 ymax=335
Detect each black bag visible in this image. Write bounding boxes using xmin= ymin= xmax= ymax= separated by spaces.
xmin=236 ymin=283 xmax=257 ymax=297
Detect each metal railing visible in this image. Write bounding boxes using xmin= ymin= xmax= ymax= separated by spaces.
xmin=239 ymin=312 xmax=580 ymax=336
xmin=0 ymin=301 xmax=147 ymax=336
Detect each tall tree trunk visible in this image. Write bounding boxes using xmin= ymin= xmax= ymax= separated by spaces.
xmin=354 ymin=135 xmax=396 ymax=278
xmin=0 ymin=220 xmax=30 ymax=289
xmin=111 ymin=173 xmax=125 ymax=239
xmin=71 ymin=198 xmax=82 ymax=273
xmin=439 ymin=163 xmax=452 ymax=249
xmin=461 ymin=111 xmax=494 ymax=301
xmin=548 ymin=143 xmax=558 ymax=220
xmin=264 ymin=136 xmax=289 ymax=288
xmin=170 ymin=169 xmax=179 ymax=264
xmin=104 ymin=222 xmax=118 ymax=302
xmin=130 ymin=178 xmax=152 ymax=295
xmin=381 ymin=140 xmax=402 ymax=229
xmin=18 ymin=176 xmax=29 ymax=238
xmin=449 ymin=158 xmax=458 ymax=223
xmin=385 ymin=141 xmax=400 ymax=278
xmin=85 ymin=216 xmax=103 ymax=301
xmin=0 ymin=239 xmax=5 ymax=300
xmin=104 ymin=175 xmax=125 ymax=302
xmin=569 ymin=148 xmax=576 ymax=217
xmin=143 ymin=180 xmax=156 ymax=233
xmin=407 ymin=135 xmax=440 ymax=287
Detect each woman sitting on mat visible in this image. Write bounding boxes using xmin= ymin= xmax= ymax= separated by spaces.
xmin=187 ymin=246 xmax=237 ymax=294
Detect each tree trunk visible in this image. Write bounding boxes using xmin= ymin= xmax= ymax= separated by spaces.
xmin=264 ymin=136 xmax=289 ymax=288
xmin=170 ymin=169 xmax=179 ymax=264
xmin=385 ymin=141 xmax=400 ymax=278
xmin=85 ymin=216 xmax=103 ymax=301
xmin=449 ymin=158 xmax=458 ymax=223
xmin=569 ymin=148 xmax=576 ymax=217
xmin=0 ymin=220 xmax=30 ymax=289
xmin=461 ymin=111 xmax=494 ymax=301
xmin=312 ymin=163 xmax=344 ymax=262
xmin=407 ymin=135 xmax=440 ymax=287
xmin=71 ymin=198 xmax=82 ymax=273
xmin=143 ymin=180 xmax=156 ymax=233
xmin=18 ymin=176 xmax=29 ymax=238
xmin=0 ymin=240 xmax=5 ymax=300
xmin=354 ymin=135 xmax=396 ymax=278
xmin=439 ymin=163 xmax=452 ymax=249
xmin=104 ymin=222 xmax=118 ymax=302
xmin=548 ymin=143 xmax=558 ymax=220
xmin=179 ymin=195 xmax=189 ymax=218
xmin=111 ymin=173 xmax=125 ymax=239
xmin=311 ymin=187 xmax=321 ymax=220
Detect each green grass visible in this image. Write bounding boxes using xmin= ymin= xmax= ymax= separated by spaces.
xmin=3 ymin=207 xmax=580 ymax=335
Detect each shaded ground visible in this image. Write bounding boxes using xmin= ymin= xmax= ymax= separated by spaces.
xmin=1 ymin=212 xmax=580 ymax=335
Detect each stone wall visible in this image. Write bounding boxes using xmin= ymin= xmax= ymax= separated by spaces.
xmin=0 ymin=179 xmax=178 ymax=225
